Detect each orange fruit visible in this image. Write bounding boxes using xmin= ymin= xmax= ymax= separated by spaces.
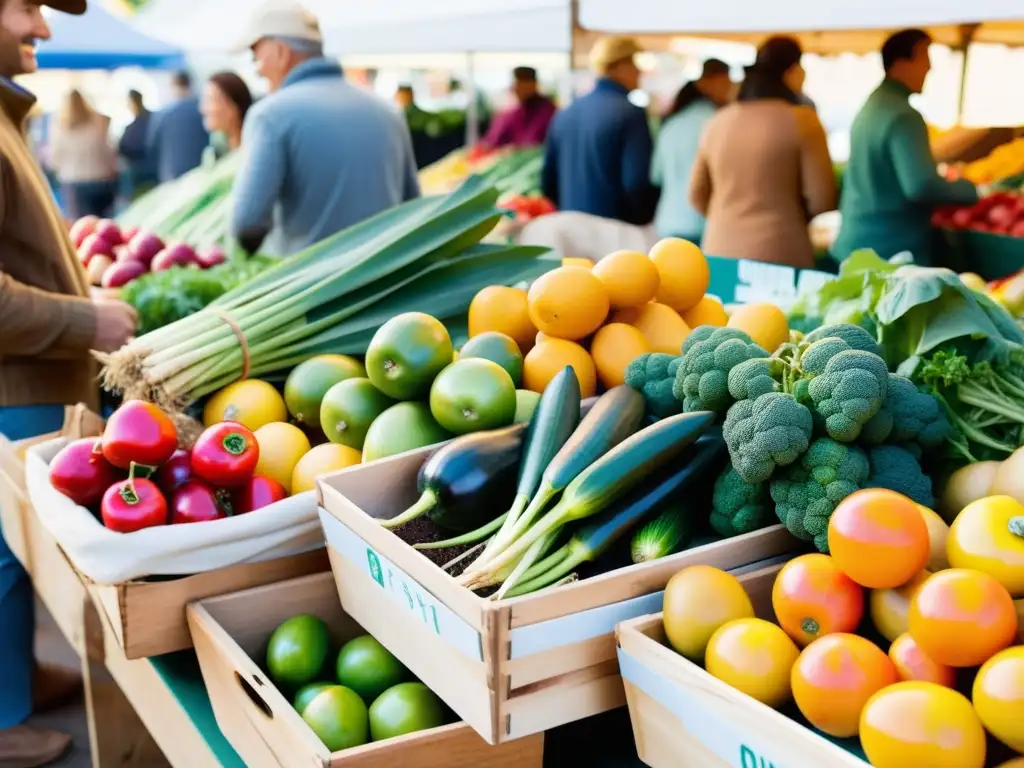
xmin=592 ymin=250 xmax=660 ymax=309
xmin=947 ymin=495 xmax=1024 ymax=598
xmin=527 ymin=267 xmax=609 ymax=341
xmin=869 ymin=570 xmax=932 ymax=643
xmin=612 ymin=302 xmax=691 ymax=355
xmin=994 ymin=760 xmax=1024 ymax=768
xmin=974 ymin=646 xmax=1024 ymax=754
xmin=649 ymin=238 xmax=708 ymax=312
xmin=791 ymin=633 xmax=897 ymax=738
xmin=522 ymin=338 xmax=597 ymax=398
xmin=662 ymin=566 xmax=755 ymax=661
xmin=908 ymin=568 xmax=1018 ymax=667
xmin=828 ymin=489 xmax=931 ymax=589
xmin=468 ymin=286 xmax=536 ymax=353
xmin=771 ymin=554 xmax=864 ymax=647
xmin=888 ymin=633 xmax=955 ymax=687
xmin=589 ymin=323 xmax=651 ymax=389
xmin=916 ymin=504 xmax=949 ymax=572
xmin=726 ymin=302 xmax=789 ymax=353
xmin=860 ymin=682 xmax=986 ymax=768
xmin=705 ymin=618 xmax=799 ymax=709
xmin=561 ymin=257 xmax=593 ymax=269
xmin=681 ymin=296 xmax=728 ymax=328
xmin=1016 ymin=597 xmax=1024 ymax=642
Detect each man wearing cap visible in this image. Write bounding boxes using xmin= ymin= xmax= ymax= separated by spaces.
xmin=0 ymin=1 xmax=138 ymax=765
xmin=541 ymin=36 xmax=657 ymax=226
xmin=231 ymin=0 xmax=420 ymax=256
xmin=480 ymin=67 xmax=557 ymax=151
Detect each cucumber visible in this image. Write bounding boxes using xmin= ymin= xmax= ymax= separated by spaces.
xmin=630 ymin=503 xmax=693 ymax=563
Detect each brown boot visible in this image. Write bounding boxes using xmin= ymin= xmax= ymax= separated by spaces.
xmin=32 ymin=664 xmax=81 ymax=714
xmin=0 ymin=725 xmax=71 ymax=768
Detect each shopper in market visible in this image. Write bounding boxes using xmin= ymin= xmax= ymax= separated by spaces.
xmin=147 ymin=70 xmax=210 ymax=183
xmin=650 ymin=58 xmax=733 ymax=242
xmin=118 ymin=89 xmax=158 ymax=198
xmin=45 ymin=89 xmax=118 ymax=218
xmin=541 ymin=35 xmax=658 ymax=225
xmin=479 ymin=66 xmax=557 ymax=150
xmin=200 ymin=71 xmax=254 ymax=157
xmin=690 ymin=36 xmax=836 ymax=266
xmin=230 ymin=0 xmax=420 ymax=256
xmin=0 ymin=1 xmax=137 ymax=766
xmin=833 ymin=29 xmax=979 ymax=264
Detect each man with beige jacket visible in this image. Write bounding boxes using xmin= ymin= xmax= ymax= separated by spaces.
xmin=0 ymin=1 xmax=136 ymax=765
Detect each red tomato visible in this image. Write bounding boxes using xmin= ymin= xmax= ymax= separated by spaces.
xmin=232 ymin=475 xmax=287 ymax=514
xmin=191 ymin=421 xmax=259 ymax=488
xmin=169 ymin=480 xmax=230 ymax=525
xmin=154 ymin=449 xmax=192 ymax=494
xmin=48 ymin=438 xmax=123 ymax=506
xmin=772 ymin=554 xmax=864 ymax=647
xmin=888 ymin=633 xmax=955 ymax=688
xmin=101 ymin=477 xmax=167 ymax=533
xmin=101 ymin=400 xmax=178 ymax=469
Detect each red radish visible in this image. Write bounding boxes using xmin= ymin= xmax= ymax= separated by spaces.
xmin=951 ymin=208 xmax=974 ymax=229
xmin=70 ymin=215 xmax=99 ymax=247
xmin=87 ymin=255 xmax=114 ymax=286
xmin=122 ymin=225 xmax=140 ymax=242
xmin=102 ymin=259 xmax=147 ymax=288
xmin=232 ymin=475 xmax=287 ymax=514
xmin=1011 ymin=220 xmax=1024 ymax=238
xmin=79 ymin=233 xmax=114 ymax=265
xmin=154 ymin=449 xmax=192 ymax=494
xmin=93 ymin=219 xmax=122 ymax=246
xmin=152 ymin=243 xmax=198 ymax=272
xmin=169 ymin=480 xmax=230 ymax=524
xmin=127 ymin=232 xmax=165 ymax=266
xmin=48 ymin=438 xmax=123 ymax=506
xmin=196 ymin=246 xmax=226 ymax=268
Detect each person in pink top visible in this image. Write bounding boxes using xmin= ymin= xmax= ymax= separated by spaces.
xmin=480 ymin=67 xmax=556 ymax=150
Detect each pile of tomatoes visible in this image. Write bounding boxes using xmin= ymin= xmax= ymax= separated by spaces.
xmin=48 ymin=400 xmax=288 ymax=533
xmin=661 ymin=488 xmax=1024 ymax=768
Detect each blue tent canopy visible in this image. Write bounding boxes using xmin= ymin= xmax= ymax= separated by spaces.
xmin=37 ymin=4 xmax=186 ymax=70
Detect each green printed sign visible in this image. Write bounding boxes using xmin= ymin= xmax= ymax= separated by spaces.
xmin=366 ymin=547 xmax=442 ymax=635
xmin=741 ymin=745 xmax=779 ymax=768
xmin=706 ymin=256 xmax=833 ymax=309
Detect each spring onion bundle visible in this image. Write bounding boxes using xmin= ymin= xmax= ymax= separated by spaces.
xmin=100 ymin=177 xmax=551 ymax=409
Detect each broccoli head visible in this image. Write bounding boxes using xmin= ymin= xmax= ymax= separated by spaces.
xmin=723 ymin=391 xmax=814 ymax=484
xmin=625 ymin=353 xmax=682 ymax=419
xmin=801 ymin=337 xmax=852 ymax=377
xmin=771 ymin=438 xmax=870 ymax=552
xmin=727 ymin=357 xmax=783 ymax=402
xmin=807 ymin=350 xmax=890 ymax=442
xmin=674 ymin=327 xmax=767 ymax=413
xmin=885 ymin=374 xmax=951 ymax=449
xmin=805 ymin=324 xmax=881 ymax=357
xmin=859 ymin=407 xmax=894 ymax=445
xmin=867 ymin=444 xmax=934 ymax=507
xmin=711 ymin=467 xmax=771 ymax=537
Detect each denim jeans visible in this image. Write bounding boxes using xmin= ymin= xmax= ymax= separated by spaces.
xmin=0 ymin=405 xmax=65 ymax=728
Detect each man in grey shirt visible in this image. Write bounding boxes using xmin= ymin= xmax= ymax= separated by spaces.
xmin=147 ymin=71 xmax=209 ymax=182
xmin=231 ymin=0 xmax=420 ymax=256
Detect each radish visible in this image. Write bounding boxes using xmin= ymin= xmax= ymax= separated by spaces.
xmin=151 ymin=243 xmax=198 ymax=271
xmin=102 ymin=259 xmax=147 ymax=288
xmin=79 ymin=233 xmax=114 ymax=265
xmin=127 ymin=232 xmax=165 ymax=267
xmin=93 ymin=219 xmax=123 ymax=246
xmin=69 ymin=216 xmax=98 ymax=248
xmin=196 ymin=246 xmax=226 ymax=268
xmin=87 ymin=255 xmax=113 ymax=285
xmin=122 ymin=226 xmax=140 ymax=242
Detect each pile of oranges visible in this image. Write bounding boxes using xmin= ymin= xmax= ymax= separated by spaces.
xmin=467 ymin=238 xmax=790 ymax=398
xmin=662 ymin=488 xmax=1024 ymax=768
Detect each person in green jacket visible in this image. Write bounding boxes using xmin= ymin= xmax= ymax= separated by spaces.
xmin=833 ymin=29 xmax=979 ymax=264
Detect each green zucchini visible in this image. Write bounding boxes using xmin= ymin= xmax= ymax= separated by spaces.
xmin=630 ymin=502 xmax=693 ymax=563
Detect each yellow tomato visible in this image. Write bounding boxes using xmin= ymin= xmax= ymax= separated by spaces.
xmin=203 ymin=380 xmax=288 ymax=431
xmin=705 ymin=618 xmax=799 ymax=709
xmin=254 ymin=422 xmax=311 ymax=494
xmin=947 ymin=495 xmax=1024 ymax=598
xmin=973 ymin=646 xmax=1024 ymax=753
xmin=291 ymin=444 xmax=361 ymax=495
xmin=662 ymin=566 xmax=754 ymax=661
xmin=916 ymin=505 xmax=949 ymax=572
xmin=860 ymin=682 xmax=986 ymax=768
xmin=868 ymin=570 xmax=931 ymax=643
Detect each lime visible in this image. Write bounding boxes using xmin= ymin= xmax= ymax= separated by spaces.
xmin=429 ymin=358 xmax=516 ymax=435
xmin=365 ymin=313 xmax=453 ymax=400
xmin=266 ymin=614 xmax=332 ymax=688
xmin=459 ymin=332 xmax=524 ymax=387
xmin=335 ymin=635 xmax=409 ymax=702
xmin=362 ymin=402 xmax=451 ymax=463
xmin=368 ymin=682 xmax=445 ymax=741
xmin=302 ymin=685 xmax=369 ymax=751
xmin=513 ymin=389 xmax=541 ymax=424
xmin=294 ymin=682 xmax=334 ymax=715
xmin=320 ymin=378 xmax=395 ymax=450
xmin=284 ymin=355 xmax=366 ymax=426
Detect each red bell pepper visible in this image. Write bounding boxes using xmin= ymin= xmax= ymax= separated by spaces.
xmin=101 ymin=465 xmax=167 ymax=533
xmin=49 ymin=438 xmax=123 ymax=506
xmin=232 ymin=475 xmax=288 ymax=514
xmin=169 ymin=480 xmax=230 ymax=524
xmin=191 ymin=421 xmax=259 ymax=488
xmin=101 ymin=400 xmax=178 ymax=469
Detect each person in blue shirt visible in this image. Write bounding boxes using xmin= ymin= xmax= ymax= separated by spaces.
xmin=147 ymin=71 xmax=210 ymax=183
xmin=651 ymin=59 xmax=733 ymax=241
xmin=118 ymin=90 xmax=157 ymax=196
xmin=230 ymin=0 xmax=420 ymax=256
xmin=541 ymin=36 xmax=657 ymax=226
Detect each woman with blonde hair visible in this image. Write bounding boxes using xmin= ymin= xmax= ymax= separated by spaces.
xmin=47 ymin=89 xmax=118 ymax=218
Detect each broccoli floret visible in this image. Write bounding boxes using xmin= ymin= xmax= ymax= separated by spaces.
xmin=801 ymin=337 xmax=852 ymax=377
xmin=805 ymin=324 xmax=881 ymax=357
xmin=674 ymin=327 xmax=767 ymax=413
xmin=771 ymin=438 xmax=870 ymax=552
xmin=625 ymin=353 xmax=682 ymax=419
xmin=859 ymin=407 xmax=894 ymax=445
xmin=867 ymin=445 xmax=934 ymax=507
xmin=711 ymin=467 xmax=771 ymax=537
xmin=807 ymin=350 xmax=890 ymax=442
xmin=723 ymin=392 xmax=814 ymax=483
xmin=885 ymin=374 xmax=952 ymax=449
xmin=727 ymin=357 xmax=783 ymax=401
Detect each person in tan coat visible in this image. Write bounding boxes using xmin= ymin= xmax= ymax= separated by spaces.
xmin=0 ymin=1 xmax=136 ymax=765
xmin=690 ymin=37 xmax=836 ymax=267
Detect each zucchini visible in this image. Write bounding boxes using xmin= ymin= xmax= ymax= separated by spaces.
xmin=380 ymin=423 xmax=526 ymax=532
xmin=630 ymin=503 xmax=693 ymax=563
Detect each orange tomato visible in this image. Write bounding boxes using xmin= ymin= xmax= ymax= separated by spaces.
xmin=662 ymin=566 xmax=754 ymax=661
xmin=972 ymin=646 xmax=1024 ymax=753
xmin=908 ymin=568 xmax=1018 ymax=667
xmin=828 ymin=489 xmax=930 ymax=588
xmin=888 ymin=633 xmax=955 ymax=687
xmin=790 ymin=633 xmax=897 ymax=738
xmin=916 ymin=504 xmax=950 ymax=572
xmin=869 ymin=570 xmax=931 ymax=643
xmin=771 ymin=554 xmax=864 ymax=647
xmin=947 ymin=495 xmax=1024 ymax=598
xmin=860 ymin=682 xmax=986 ymax=768
xmin=705 ymin=618 xmax=799 ymax=709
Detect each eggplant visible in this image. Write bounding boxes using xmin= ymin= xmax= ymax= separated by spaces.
xmin=380 ymin=423 xmax=526 ymax=533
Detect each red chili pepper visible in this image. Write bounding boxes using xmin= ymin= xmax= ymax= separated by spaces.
xmin=232 ymin=475 xmax=288 ymax=514
xmin=101 ymin=464 xmax=167 ymax=533
xmin=49 ymin=438 xmax=124 ymax=506
xmin=101 ymin=400 xmax=179 ymax=469
xmin=154 ymin=449 xmax=192 ymax=495
xmin=191 ymin=421 xmax=259 ymax=488
xmin=169 ymin=480 xmax=231 ymax=524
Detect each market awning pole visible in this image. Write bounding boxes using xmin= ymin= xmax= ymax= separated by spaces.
xmin=955 ymin=23 xmax=980 ymax=123
xmin=466 ymin=51 xmax=479 ymax=146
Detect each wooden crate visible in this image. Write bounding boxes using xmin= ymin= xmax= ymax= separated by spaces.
xmin=186 ymin=572 xmax=544 ymax=768
xmin=316 ymin=447 xmax=801 ymax=745
xmin=616 ymin=563 xmax=868 ymax=768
